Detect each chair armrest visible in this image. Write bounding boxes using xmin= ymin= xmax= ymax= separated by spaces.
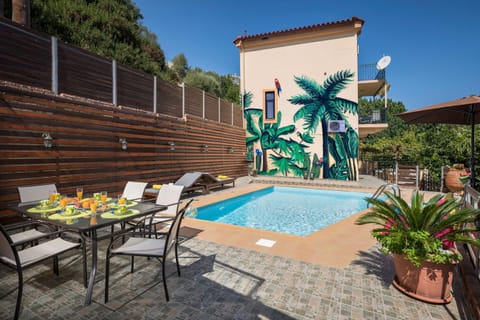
xmin=5 ymin=220 xmax=55 ymax=232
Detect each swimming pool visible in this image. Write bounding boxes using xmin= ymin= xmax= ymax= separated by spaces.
xmin=193 ymin=186 xmax=373 ymax=236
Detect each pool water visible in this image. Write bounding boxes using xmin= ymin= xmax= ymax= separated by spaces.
xmin=193 ymin=186 xmax=373 ymax=236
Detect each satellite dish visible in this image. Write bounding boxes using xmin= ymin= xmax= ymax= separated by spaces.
xmin=376 ymin=55 xmax=391 ymax=70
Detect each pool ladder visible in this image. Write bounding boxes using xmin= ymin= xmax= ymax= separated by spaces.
xmin=368 ymin=183 xmax=401 ymax=208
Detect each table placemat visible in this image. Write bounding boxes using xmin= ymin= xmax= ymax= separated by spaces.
xmin=27 ymin=205 xmax=62 ymax=213
xmin=101 ymin=209 xmax=140 ymax=219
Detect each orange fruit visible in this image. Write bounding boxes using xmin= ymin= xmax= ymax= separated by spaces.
xmin=82 ymin=200 xmax=90 ymax=209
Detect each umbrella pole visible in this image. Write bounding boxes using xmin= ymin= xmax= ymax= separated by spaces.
xmin=471 ymin=107 xmax=475 ymax=189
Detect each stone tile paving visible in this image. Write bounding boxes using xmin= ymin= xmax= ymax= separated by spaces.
xmin=0 ymin=237 xmax=469 ymax=320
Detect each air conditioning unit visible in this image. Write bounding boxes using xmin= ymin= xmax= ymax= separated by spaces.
xmin=328 ymin=120 xmax=346 ymax=133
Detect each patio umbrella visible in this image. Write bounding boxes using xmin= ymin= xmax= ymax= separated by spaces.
xmin=398 ymin=95 xmax=480 ymax=188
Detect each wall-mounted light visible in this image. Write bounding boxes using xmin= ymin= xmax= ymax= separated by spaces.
xmin=42 ymin=132 xmax=53 ymax=149
xmin=201 ymin=144 xmax=209 ymax=153
xmin=168 ymin=141 xmax=175 ymax=151
xmin=119 ymin=138 xmax=128 ymax=151
xmin=228 ymin=146 xmax=234 ymax=154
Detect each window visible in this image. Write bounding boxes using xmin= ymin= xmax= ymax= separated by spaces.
xmin=263 ymin=89 xmax=277 ymax=123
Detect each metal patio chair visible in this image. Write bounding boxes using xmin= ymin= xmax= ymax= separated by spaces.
xmin=0 ymin=224 xmax=86 ymax=320
xmin=104 ymin=199 xmax=194 ymax=302
xmin=121 ymin=181 xmax=148 ymax=201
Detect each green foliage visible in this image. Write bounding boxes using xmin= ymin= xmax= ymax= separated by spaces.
xmin=31 ymin=0 xmax=165 ymax=75
xmin=356 ymin=190 xmax=480 ymax=266
xmin=29 ymin=0 xmax=240 ymax=104
xmin=360 ymin=98 xmax=478 ymax=182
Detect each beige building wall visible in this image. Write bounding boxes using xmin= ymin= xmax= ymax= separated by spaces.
xmin=241 ymin=33 xmax=359 ymax=133
xmin=236 ymin=18 xmax=362 ymax=180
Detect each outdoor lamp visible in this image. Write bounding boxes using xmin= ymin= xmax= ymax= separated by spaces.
xmin=201 ymin=144 xmax=208 ymax=153
xmin=228 ymin=146 xmax=234 ymax=153
xmin=42 ymin=132 xmax=53 ymax=148
xmin=168 ymin=141 xmax=175 ymax=151
xmin=119 ymin=138 xmax=128 ymax=151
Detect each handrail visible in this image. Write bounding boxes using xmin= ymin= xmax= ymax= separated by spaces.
xmin=368 ymin=183 xmax=401 ymax=208
xmin=461 ymin=183 xmax=480 ymax=281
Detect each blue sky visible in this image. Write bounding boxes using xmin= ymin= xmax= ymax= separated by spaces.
xmin=134 ymin=0 xmax=479 ymax=110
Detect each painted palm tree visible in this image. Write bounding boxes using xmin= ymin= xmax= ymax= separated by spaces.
xmin=245 ymin=108 xmax=307 ymax=175
xmin=289 ymin=70 xmax=358 ymax=179
xmin=244 ymin=92 xmax=311 ymax=177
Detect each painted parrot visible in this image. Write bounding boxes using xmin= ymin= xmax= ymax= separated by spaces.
xmin=274 ymin=78 xmax=282 ymax=96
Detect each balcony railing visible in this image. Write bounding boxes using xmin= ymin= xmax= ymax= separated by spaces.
xmin=358 ymin=63 xmax=386 ymax=81
xmin=359 ymin=108 xmax=387 ymax=124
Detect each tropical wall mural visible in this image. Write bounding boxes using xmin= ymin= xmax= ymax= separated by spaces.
xmin=244 ymin=70 xmax=359 ymax=180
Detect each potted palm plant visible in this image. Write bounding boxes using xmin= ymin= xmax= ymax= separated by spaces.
xmin=356 ymin=190 xmax=480 ymax=304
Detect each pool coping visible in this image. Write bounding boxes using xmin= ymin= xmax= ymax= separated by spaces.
xmin=181 ymin=183 xmax=378 ymax=268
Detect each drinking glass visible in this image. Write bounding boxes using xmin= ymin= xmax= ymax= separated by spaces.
xmin=101 ymin=191 xmax=108 ymax=204
xmin=90 ymin=201 xmax=97 ymax=215
xmin=49 ymin=193 xmax=56 ymax=203
xmin=60 ymin=196 xmax=67 ymax=211
xmin=76 ymin=187 xmax=83 ymax=200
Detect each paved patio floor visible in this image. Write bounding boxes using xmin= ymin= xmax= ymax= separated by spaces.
xmin=0 ymin=235 xmax=470 ymax=320
xmin=0 ymin=176 xmax=475 ymax=319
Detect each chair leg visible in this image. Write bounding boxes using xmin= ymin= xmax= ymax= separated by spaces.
xmin=161 ymin=259 xmax=169 ymax=301
xmin=104 ymin=254 xmax=110 ymax=303
xmin=14 ymin=268 xmax=23 ymax=320
xmin=82 ymin=241 xmax=87 ymax=288
xmin=130 ymin=256 xmax=134 ymax=273
xmin=53 ymin=256 xmax=59 ymax=276
xmin=174 ymin=243 xmax=181 ymax=276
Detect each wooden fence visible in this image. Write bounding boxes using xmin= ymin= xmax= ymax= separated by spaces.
xmin=0 ymin=85 xmax=247 ymax=217
xmin=0 ymin=18 xmax=243 ymax=127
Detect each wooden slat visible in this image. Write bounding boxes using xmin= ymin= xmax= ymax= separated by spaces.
xmin=156 ymin=79 xmax=182 ymax=117
xmin=184 ymin=86 xmax=203 ymax=117
xmin=0 ymin=18 xmax=51 ymax=90
xmin=117 ymin=65 xmax=153 ymax=111
xmin=58 ymin=43 xmax=112 ymax=103
xmin=0 ymin=86 xmax=247 ymax=216
xmin=204 ymin=93 xmax=218 ymax=121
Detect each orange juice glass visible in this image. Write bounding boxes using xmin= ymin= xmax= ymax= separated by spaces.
xmin=60 ymin=197 xmax=67 ymax=209
xmin=49 ymin=193 xmax=56 ymax=203
xmin=90 ymin=201 xmax=97 ymax=214
xmin=101 ymin=191 xmax=107 ymax=204
xmin=76 ymin=187 xmax=83 ymax=200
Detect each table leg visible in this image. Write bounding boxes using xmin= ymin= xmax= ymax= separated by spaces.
xmin=84 ymin=230 xmax=97 ymax=305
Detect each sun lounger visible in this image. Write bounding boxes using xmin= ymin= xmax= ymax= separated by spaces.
xmin=196 ymin=173 xmax=235 ymax=194
xmin=144 ymin=172 xmax=206 ymax=198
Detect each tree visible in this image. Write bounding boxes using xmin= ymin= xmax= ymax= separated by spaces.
xmin=30 ymin=0 xmax=166 ymax=76
xmin=359 ymin=98 xmax=477 ymax=184
xmin=170 ymin=53 xmax=189 ymax=82
xmin=184 ymin=68 xmax=219 ymax=95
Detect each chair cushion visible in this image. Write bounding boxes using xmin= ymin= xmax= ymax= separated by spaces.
xmin=10 ymin=229 xmax=46 ymax=244
xmin=0 ymin=238 xmax=80 ymax=268
xmin=111 ymin=237 xmax=166 ymax=256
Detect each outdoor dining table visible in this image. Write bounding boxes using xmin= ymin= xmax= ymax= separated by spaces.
xmin=12 ymin=200 xmax=166 ymax=305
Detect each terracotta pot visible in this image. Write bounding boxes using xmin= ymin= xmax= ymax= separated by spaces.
xmin=392 ymin=254 xmax=457 ymax=304
xmin=445 ymin=168 xmax=466 ymax=193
